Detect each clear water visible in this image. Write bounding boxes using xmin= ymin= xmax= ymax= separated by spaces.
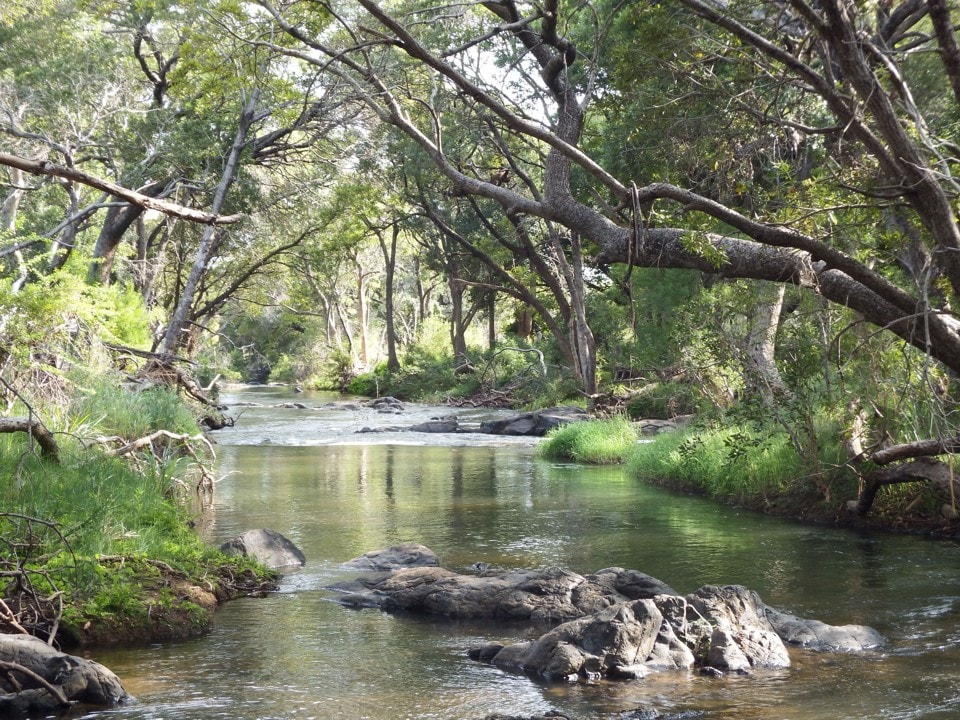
xmin=80 ymin=386 xmax=960 ymax=719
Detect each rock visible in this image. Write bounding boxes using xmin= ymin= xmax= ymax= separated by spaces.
xmin=365 ymin=397 xmax=405 ymax=412
xmin=340 ymin=543 xmax=440 ymax=571
xmin=764 ymin=605 xmax=884 ymax=651
xmin=483 ymin=714 xmax=576 ymax=720
xmin=0 ymin=633 xmax=130 ymax=716
xmin=334 ymin=547 xmax=883 ymax=684
xmin=479 ymin=407 xmax=590 ymax=436
xmin=688 ymin=585 xmax=791 ymax=670
xmin=331 ymin=564 xmax=669 ymax=622
xmin=409 ymin=419 xmax=462 ymax=433
xmin=489 ymin=599 xmax=665 ymax=681
xmin=220 ymin=528 xmax=306 ymax=569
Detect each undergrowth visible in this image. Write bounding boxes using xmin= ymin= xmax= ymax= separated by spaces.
xmin=0 ymin=372 xmax=275 ymax=646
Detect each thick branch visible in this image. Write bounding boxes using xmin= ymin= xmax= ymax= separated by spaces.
xmin=0 ymin=419 xmax=59 ymax=462
xmin=869 ymin=432 xmax=960 ymax=465
xmin=0 ymin=153 xmax=243 ymax=226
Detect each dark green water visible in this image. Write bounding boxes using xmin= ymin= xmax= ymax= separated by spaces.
xmin=84 ymin=386 xmax=960 ymax=719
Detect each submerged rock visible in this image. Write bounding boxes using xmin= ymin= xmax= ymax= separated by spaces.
xmin=340 ymin=543 xmax=440 ymax=572
xmin=333 ymin=545 xmax=884 ymax=684
xmin=0 ymin=633 xmax=130 ymax=717
xmin=220 ymin=528 xmax=306 ymax=569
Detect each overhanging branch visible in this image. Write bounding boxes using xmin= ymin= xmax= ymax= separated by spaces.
xmin=0 ymin=152 xmax=244 ymax=226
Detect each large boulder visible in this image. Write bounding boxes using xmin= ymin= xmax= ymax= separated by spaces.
xmin=0 ymin=633 xmax=130 ymax=717
xmin=220 ymin=528 xmax=306 ymax=569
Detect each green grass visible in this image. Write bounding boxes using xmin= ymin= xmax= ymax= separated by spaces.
xmin=625 ymin=420 xmax=857 ymax=504
xmin=538 ymin=417 xmax=640 ymax=464
xmin=68 ymin=373 xmax=201 ymax=439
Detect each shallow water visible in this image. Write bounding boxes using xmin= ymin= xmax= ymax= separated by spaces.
xmin=82 ymin=386 xmax=960 ymax=719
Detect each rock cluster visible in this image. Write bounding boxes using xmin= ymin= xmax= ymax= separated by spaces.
xmin=332 ymin=546 xmax=883 ymax=682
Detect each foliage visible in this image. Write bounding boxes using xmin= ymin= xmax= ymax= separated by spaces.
xmin=538 ymin=417 xmax=640 ymax=464
xmin=68 ymin=373 xmax=201 ymax=440
xmin=625 ymin=381 xmax=700 ymax=420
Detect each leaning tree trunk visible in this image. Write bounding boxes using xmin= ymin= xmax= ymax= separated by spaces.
xmin=159 ymin=90 xmax=260 ymax=357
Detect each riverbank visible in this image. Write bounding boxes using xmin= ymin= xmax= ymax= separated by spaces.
xmin=0 ymin=373 xmax=279 ymax=651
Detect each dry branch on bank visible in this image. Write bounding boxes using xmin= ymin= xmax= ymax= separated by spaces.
xmin=0 ymin=418 xmax=59 ymax=462
xmin=94 ymin=430 xmax=217 ymax=493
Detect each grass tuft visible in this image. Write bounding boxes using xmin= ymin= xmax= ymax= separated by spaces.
xmin=538 ymin=417 xmax=640 ymax=464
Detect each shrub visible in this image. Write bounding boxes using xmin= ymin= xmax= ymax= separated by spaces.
xmin=625 ymin=381 xmax=699 ymax=420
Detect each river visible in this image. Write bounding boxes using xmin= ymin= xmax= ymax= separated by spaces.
xmin=84 ymin=385 xmax=960 ymax=720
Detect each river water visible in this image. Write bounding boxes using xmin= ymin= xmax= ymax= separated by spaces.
xmin=83 ymin=386 xmax=960 ymax=720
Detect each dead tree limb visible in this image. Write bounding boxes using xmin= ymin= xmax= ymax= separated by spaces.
xmin=0 ymin=660 xmax=71 ymax=707
xmin=102 ymin=430 xmax=215 ymax=460
xmin=0 ymin=418 xmax=59 ymax=462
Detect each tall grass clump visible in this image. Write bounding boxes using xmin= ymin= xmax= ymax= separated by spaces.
xmin=68 ymin=373 xmax=201 ymax=439
xmin=538 ymin=417 xmax=639 ymax=464
xmin=626 ymin=419 xmax=856 ymax=504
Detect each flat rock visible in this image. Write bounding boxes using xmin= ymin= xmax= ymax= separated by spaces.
xmin=479 ymin=407 xmax=590 ymax=436
xmin=764 ymin=605 xmax=883 ymax=651
xmin=340 ymin=543 xmax=440 ymax=571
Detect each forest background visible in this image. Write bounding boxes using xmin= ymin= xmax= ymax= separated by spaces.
xmin=3 ymin=0 xmax=960 ymax=642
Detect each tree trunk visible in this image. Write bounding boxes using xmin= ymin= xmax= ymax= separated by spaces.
xmin=2 ymin=168 xmax=29 ymax=293
xmin=378 ymin=220 xmax=401 ymax=372
xmin=356 ymin=263 xmax=369 ymax=370
xmin=487 ymin=290 xmax=496 ymax=351
xmin=88 ymin=180 xmax=168 ymax=284
xmin=449 ymin=276 xmax=470 ymax=371
xmin=741 ymin=283 xmax=788 ymax=404
xmin=159 ymin=89 xmax=260 ymax=357
xmin=46 ymin=181 xmax=79 ymax=274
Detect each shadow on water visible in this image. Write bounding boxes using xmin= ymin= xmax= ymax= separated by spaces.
xmin=86 ymin=386 xmax=960 ymax=720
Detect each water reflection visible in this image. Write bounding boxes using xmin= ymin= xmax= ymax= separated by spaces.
xmin=83 ymin=387 xmax=960 ymax=720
